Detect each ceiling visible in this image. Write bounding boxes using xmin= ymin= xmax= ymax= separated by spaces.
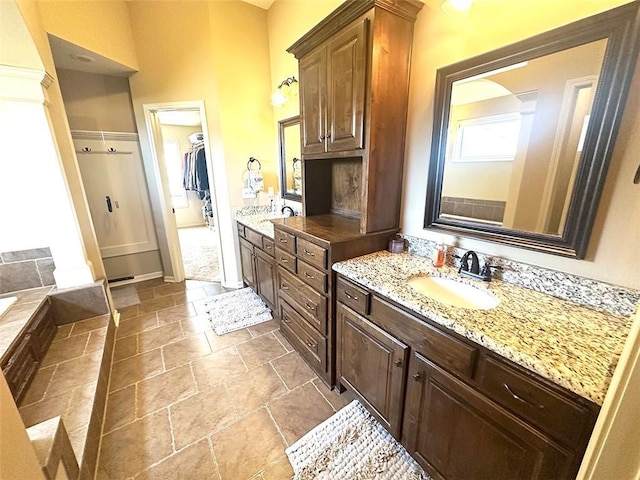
xmin=48 ymin=34 xmax=136 ymax=77
xmin=242 ymin=0 xmax=275 ymax=9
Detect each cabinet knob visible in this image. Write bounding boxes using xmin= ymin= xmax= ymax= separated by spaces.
xmin=283 ymin=317 xmax=291 ymax=324
xmin=282 ymin=284 xmax=290 ymax=291
xmin=394 ymin=359 xmax=403 ymax=367
xmin=319 ymin=134 xmax=325 ymax=141
xmin=280 ymin=258 xmax=289 ymax=263
xmin=344 ymin=291 xmax=359 ymax=301
xmin=306 ymin=341 xmax=317 ymax=349
xmin=303 ymin=249 xmax=315 ymax=257
xmin=413 ymin=373 xmax=422 ymax=381
xmin=304 ymin=272 xmax=315 ymax=280
xmin=305 ymin=303 xmax=316 ymax=312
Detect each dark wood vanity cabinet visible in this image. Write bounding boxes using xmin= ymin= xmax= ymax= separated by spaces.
xmin=335 ymin=274 xmax=600 ymax=480
xmin=288 ymin=0 xmax=424 ymax=234
xmin=1 ymin=299 xmax=56 ymax=403
xmin=237 ymin=223 xmax=277 ymax=313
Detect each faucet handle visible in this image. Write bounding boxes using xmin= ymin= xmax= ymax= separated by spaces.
xmin=481 ymin=264 xmax=503 ymax=282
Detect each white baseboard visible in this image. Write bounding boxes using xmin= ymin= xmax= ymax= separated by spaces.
xmin=164 ymin=275 xmax=178 ymax=283
xmin=177 ymin=222 xmax=207 ymax=229
xmin=222 ymin=280 xmax=244 ymax=289
xmin=108 ymin=271 xmax=164 ymax=288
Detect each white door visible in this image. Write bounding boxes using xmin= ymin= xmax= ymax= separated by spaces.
xmin=75 ymin=136 xmax=158 ymax=258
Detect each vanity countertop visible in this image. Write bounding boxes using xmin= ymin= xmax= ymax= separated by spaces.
xmin=235 ymin=210 xmax=286 ymax=239
xmin=333 ymin=251 xmax=635 ymax=405
xmin=0 ymin=287 xmax=53 ymax=361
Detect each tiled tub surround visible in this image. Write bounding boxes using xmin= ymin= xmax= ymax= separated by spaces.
xmin=333 ymin=251 xmax=636 ymax=405
xmin=402 ymin=234 xmax=640 ymax=318
xmin=235 ymin=206 xmax=286 ymax=239
xmin=0 ymin=247 xmax=56 ymax=294
xmin=440 ymin=196 xmax=506 ymax=223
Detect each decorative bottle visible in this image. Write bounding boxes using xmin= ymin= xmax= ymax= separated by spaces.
xmin=432 ymin=241 xmax=445 ymax=268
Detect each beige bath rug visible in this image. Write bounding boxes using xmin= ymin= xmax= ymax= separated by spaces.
xmin=286 ymin=400 xmax=429 ymax=480
xmin=206 ymin=287 xmax=272 ymax=335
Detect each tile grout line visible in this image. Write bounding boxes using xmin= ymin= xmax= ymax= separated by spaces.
xmin=206 ymin=435 xmax=223 ymax=480
xmin=265 ymin=404 xmax=291 ymax=448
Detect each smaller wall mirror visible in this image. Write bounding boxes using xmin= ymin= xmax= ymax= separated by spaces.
xmin=279 ymin=116 xmax=302 ymax=202
xmin=424 ymin=3 xmax=640 ymax=258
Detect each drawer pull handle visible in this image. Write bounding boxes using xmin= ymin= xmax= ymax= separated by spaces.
xmin=283 ymin=317 xmax=291 ymax=324
xmin=413 ymin=373 xmax=422 ymax=381
xmin=282 ymin=284 xmax=290 ymax=291
xmin=279 ymin=238 xmax=288 ymax=243
xmin=502 ymin=383 xmax=545 ymax=409
xmin=306 ymin=341 xmax=317 ymax=349
xmin=280 ymin=258 xmax=289 ymax=263
xmin=344 ymin=291 xmax=359 ymax=301
xmin=305 ymin=302 xmax=316 ymax=312
xmin=394 ymin=359 xmax=403 ymax=367
xmin=304 ymin=272 xmax=315 ymax=280
xmin=303 ymin=249 xmax=315 ymax=257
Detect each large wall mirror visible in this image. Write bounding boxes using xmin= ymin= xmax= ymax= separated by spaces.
xmin=279 ymin=115 xmax=302 ymax=202
xmin=425 ymin=3 xmax=640 ymax=258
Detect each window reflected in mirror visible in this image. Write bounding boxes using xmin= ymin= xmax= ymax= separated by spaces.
xmin=440 ymin=39 xmax=607 ymax=236
xmin=279 ymin=115 xmax=302 ymax=201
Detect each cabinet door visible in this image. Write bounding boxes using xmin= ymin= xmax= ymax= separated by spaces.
xmin=254 ymin=248 xmax=277 ymax=311
xmin=403 ymin=352 xmax=575 ymax=480
xmin=299 ymin=47 xmax=327 ymax=155
xmin=326 ymin=18 xmax=367 ymax=153
xmin=336 ymin=303 xmax=408 ymax=439
xmin=239 ymin=237 xmax=255 ymax=288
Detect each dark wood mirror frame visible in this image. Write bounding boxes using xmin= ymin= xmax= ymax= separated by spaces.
xmin=279 ymin=115 xmax=302 ymax=202
xmin=424 ymin=3 xmax=640 ymax=258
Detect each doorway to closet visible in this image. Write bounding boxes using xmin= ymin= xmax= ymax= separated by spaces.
xmin=151 ymin=105 xmax=224 ymax=284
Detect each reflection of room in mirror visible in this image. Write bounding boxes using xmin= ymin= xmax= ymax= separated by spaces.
xmin=440 ymin=38 xmax=607 ymax=236
xmin=279 ymin=116 xmax=302 ymax=200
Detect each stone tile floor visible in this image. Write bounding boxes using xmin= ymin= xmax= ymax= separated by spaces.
xmin=98 ymin=278 xmax=350 ymax=479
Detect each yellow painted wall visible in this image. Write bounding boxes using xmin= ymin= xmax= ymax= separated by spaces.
xmin=37 ymin=0 xmax=138 ymax=70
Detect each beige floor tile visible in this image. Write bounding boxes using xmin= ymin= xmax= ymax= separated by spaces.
xmin=212 ymin=408 xmax=286 ymax=480
xmin=135 ymin=278 xmax=166 ymax=291
xmin=271 ymin=352 xmax=316 ymax=390
xmin=53 ymin=323 xmax=73 ymax=342
xmin=70 ymin=315 xmax=109 ymax=336
xmin=68 ymin=426 xmax=88 ymax=464
xmin=85 ymin=327 xmax=107 ymax=354
xmin=162 ymin=333 xmax=212 ymax=370
xmin=110 ymin=349 xmax=164 ymax=391
xmin=116 ymin=313 xmax=158 ymax=339
xmin=180 ymin=315 xmax=211 ymax=337
xmin=118 ymin=304 xmax=140 ymax=321
xmin=273 ymin=329 xmax=294 ymax=353
xmin=113 ymin=334 xmax=138 ymax=362
xmin=137 ymin=288 xmax=156 ymax=301
xmin=170 ymin=388 xmax=237 ymax=450
xmin=268 ymin=382 xmax=335 ymax=445
xmin=45 ymin=352 xmax=102 ymax=398
xmin=136 ymin=364 xmax=196 ymax=416
xmin=172 ymin=292 xmax=188 ymax=306
xmin=312 ymin=378 xmax=351 ymax=412
xmin=183 ymin=287 xmax=207 ymax=302
xmin=138 ymin=296 xmax=176 ymax=315
xmin=40 ymin=332 xmax=89 ymax=367
xmin=19 ymin=390 xmax=73 ymax=428
xmin=63 ymin=382 xmax=96 ymax=432
xmin=134 ymin=438 xmax=218 ymax=480
xmin=185 ymin=279 xmax=214 ymax=290
xmin=192 ymin=347 xmax=247 ymax=391
xmin=262 ymin=455 xmax=295 ymax=480
xmin=204 ymin=328 xmax=253 ymax=352
xmin=19 ymin=365 xmax=56 ymax=406
xmin=157 ymin=303 xmax=197 ymax=325
xmin=203 ymin=284 xmax=232 ymax=297
xmin=138 ymin=323 xmax=184 ymax=353
xmin=154 ymin=282 xmax=187 ymax=298
xmin=103 ymin=385 xmax=136 ymax=434
xmin=236 ymin=333 xmax=287 ymax=368
xmin=248 ymin=319 xmax=280 ymax=337
xmin=97 ymin=409 xmax=173 ymax=479
xmin=226 ymin=364 xmax=287 ymax=415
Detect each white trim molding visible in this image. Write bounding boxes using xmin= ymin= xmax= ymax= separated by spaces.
xmin=71 ymin=130 xmax=139 ymax=141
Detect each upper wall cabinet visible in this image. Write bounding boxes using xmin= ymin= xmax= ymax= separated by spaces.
xmin=288 ymin=0 xmax=424 ymax=234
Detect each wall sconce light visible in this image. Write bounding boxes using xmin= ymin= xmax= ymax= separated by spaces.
xmin=441 ymin=0 xmax=473 ymax=19
xmin=271 ymin=77 xmax=298 ymax=108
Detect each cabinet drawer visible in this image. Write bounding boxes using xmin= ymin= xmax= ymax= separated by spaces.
xmin=477 ymin=355 xmax=597 ymax=447
xmin=237 ymin=223 xmax=246 ymax=238
xmin=370 ymin=295 xmax=477 ymax=379
xmin=275 ymin=248 xmax=297 ymax=274
xmin=278 ymin=269 xmax=327 ymax=334
xmin=275 ymin=229 xmax=296 ymax=254
xmin=245 ymin=228 xmax=263 ymax=247
xmin=336 ymin=277 xmax=370 ymax=316
xmin=262 ymin=237 xmax=275 ymax=257
xmin=27 ymin=301 xmax=56 ymax=357
xmin=297 ymin=261 xmax=328 ymax=293
xmin=297 ymin=238 xmax=327 ymax=270
xmin=280 ymin=300 xmax=326 ymax=370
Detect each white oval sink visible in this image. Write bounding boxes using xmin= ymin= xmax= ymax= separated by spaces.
xmin=408 ymin=276 xmax=499 ymax=310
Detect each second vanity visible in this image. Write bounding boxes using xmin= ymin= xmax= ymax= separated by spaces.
xmin=332 ymin=250 xmax=633 ymax=480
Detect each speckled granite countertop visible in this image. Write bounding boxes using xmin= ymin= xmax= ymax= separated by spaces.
xmin=0 ymin=287 xmax=53 ymax=360
xmin=333 ymin=251 xmax=634 ymax=405
xmin=235 ymin=210 xmax=286 ymax=239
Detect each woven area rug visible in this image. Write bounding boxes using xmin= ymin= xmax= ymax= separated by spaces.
xmin=286 ymin=400 xmax=429 ymax=480
xmin=206 ymin=287 xmax=273 ymax=335
xmin=178 ymin=226 xmax=220 ymax=282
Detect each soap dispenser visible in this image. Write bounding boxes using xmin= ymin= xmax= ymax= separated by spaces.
xmin=432 ymin=241 xmax=446 ymax=268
